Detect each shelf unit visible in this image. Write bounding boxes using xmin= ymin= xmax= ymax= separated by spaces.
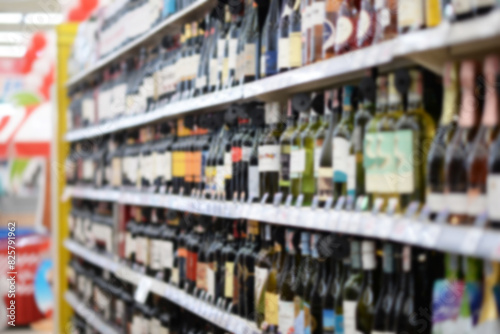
xmin=67 ymin=186 xmax=500 ymax=261
xmin=64 ymin=11 xmax=500 ymax=142
xmin=65 ymin=290 xmax=120 ymax=334
xmin=64 ymin=239 xmax=261 ymax=334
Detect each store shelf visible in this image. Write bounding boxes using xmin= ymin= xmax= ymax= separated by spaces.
xmin=65 ymin=290 xmax=120 ymax=334
xmin=66 ymin=0 xmax=216 ymax=87
xmin=66 ymin=187 xmax=500 ymax=260
xmin=64 ymin=239 xmax=260 ymax=334
xmin=64 ymin=11 xmax=500 ymax=142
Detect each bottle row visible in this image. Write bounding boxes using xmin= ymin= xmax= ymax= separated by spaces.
xmin=67 ymin=0 xmax=497 ymax=129
xmin=70 ymin=0 xmax=197 ymax=75
xmin=67 ymin=258 xmax=225 ymax=334
xmin=67 ymin=204 xmax=500 ymax=334
xmin=67 ymin=59 xmax=500 ymax=227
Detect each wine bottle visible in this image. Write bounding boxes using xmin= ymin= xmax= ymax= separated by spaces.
xmin=451 ymin=0 xmax=474 ymax=20
xmin=445 ymin=61 xmax=480 ymax=225
xmin=356 ymin=0 xmax=376 ymax=48
xmin=333 ymin=86 xmax=357 ymax=198
xmin=241 ymin=1 xmax=260 ymax=84
xmin=394 ymin=69 xmax=436 ymax=211
xmin=334 ymin=0 xmax=358 ymax=55
xmin=342 ymin=239 xmax=363 ymax=334
xmin=293 ymin=231 xmax=313 ymax=334
xmin=305 ymin=234 xmax=327 ymax=334
xmin=397 ymin=0 xmax=425 ymax=33
xmin=264 ymin=228 xmax=284 ymax=334
xmin=278 ymin=0 xmax=292 ymax=73
xmin=280 ymin=100 xmax=298 ymax=200
xmin=334 ymin=256 xmax=351 ymax=334
xmin=322 ymin=251 xmax=340 ymax=334
xmin=279 ymin=229 xmax=300 ymax=334
xmin=259 ymin=102 xmax=284 ymax=202
xmin=323 ymin=0 xmax=341 ymax=59
xmin=372 ymin=0 xmax=397 ymax=44
xmin=291 ymin=109 xmax=310 ymax=200
xmin=355 ymin=240 xmax=379 ymax=334
xmin=289 ymin=0 xmax=303 ymax=70
xmin=488 ymin=87 xmax=500 ymax=229
xmin=427 ymin=62 xmax=459 ymax=217
xmin=476 ymin=262 xmax=500 ymax=332
xmin=221 ymin=221 xmax=238 ymax=310
xmin=467 ymin=56 xmax=500 ymax=222
xmin=226 ymin=7 xmax=244 ymax=88
xmin=313 ymin=94 xmax=331 ymax=202
xmin=307 ymin=0 xmax=325 ymax=63
xmin=249 ymin=125 xmax=263 ymax=202
xmin=256 ymin=224 xmax=275 ymax=328
xmin=393 ymin=246 xmax=416 ymax=333
xmin=242 ymin=220 xmax=261 ymax=319
xmin=261 ymin=0 xmax=281 ymax=78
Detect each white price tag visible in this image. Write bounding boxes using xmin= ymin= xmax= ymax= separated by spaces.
xmin=361 ymin=213 xmax=377 ymax=236
xmin=134 ymin=277 xmax=153 ymax=303
xmin=377 ymin=216 xmax=394 ymax=239
xmin=405 ymin=221 xmax=423 ymax=244
xmin=348 ymin=212 xmax=362 ymax=234
xmin=392 ymin=219 xmax=409 ymax=241
xmin=337 ymin=211 xmax=350 ymax=232
xmin=419 ymin=224 xmax=441 ymax=247
xmin=303 ymin=210 xmax=316 ymax=228
xmin=461 ymin=228 xmax=483 ymax=255
xmin=317 ymin=211 xmax=329 ymax=230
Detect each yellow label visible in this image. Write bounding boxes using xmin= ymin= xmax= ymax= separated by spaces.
xmin=222 ymin=58 xmax=229 ymax=86
xmin=224 ymin=262 xmax=234 ymax=298
xmin=426 ymin=0 xmax=442 ymax=27
xmin=289 ymin=32 xmax=302 ymax=68
xmin=264 ymin=292 xmax=279 ymax=325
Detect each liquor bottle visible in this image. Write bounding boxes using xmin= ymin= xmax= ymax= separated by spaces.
xmin=318 ymin=89 xmax=341 ymax=204
xmin=289 ymin=0 xmax=302 ymax=70
xmin=290 ymin=100 xmax=310 ymax=200
xmin=467 ymin=56 xmax=500 ymax=222
xmin=307 ymin=0 xmax=325 ymax=64
xmin=394 ymin=69 xmax=436 ymax=211
xmin=261 ymin=0 xmax=281 ymax=78
xmin=350 ymin=76 xmax=375 ymax=199
xmin=256 ymin=224 xmax=275 ymax=328
xmin=445 ymin=61 xmax=480 ymax=225
xmin=293 ymin=231 xmax=313 ymax=334
xmin=333 ymin=86 xmax=357 ymax=198
xmin=278 ymin=0 xmax=292 ymax=72
xmin=372 ymin=0 xmax=397 ymax=44
xmin=334 ymin=0 xmax=358 ymax=55
xmin=300 ymin=93 xmax=324 ymax=206
xmin=451 ymin=0 xmax=473 ymax=20
xmin=241 ymin=1 xmax=260 ymax=84
xmin=342 ymin=239 xmax=363 ymax=334
xmin=393 ymin=246 xmax=416 ymax=333
xmin=356 ymin=0 xmax=376 ymax=48
xmin=427 ymin=63 xmax=459 ymax=217
xmin=323 ymin=0 xmax=341 ymax=59
xmin=355 ymin=240 xmax=379 ymax=334
xmin=306 ymin=234 xmax=327 ymax=334
xmin=259 ymin=102 xmax=284 ymax=202
xmin=398 ymin=0 xmax=425 ymax=33
xmin=280 ymin=100 xmax=297 ymax=200
xmin=372 ymin=242 xmax=397 ymax=333
xmin=279 ymin=229 xmax=300 ymax=334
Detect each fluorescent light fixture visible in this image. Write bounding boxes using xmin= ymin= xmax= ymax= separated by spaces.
xmin=0 ymin=13 xmax=23 ymax=24
xmin=0 ymin=32 xmax=25 ymax=44
xmin=0 ymin=45 xmax=27 ymax=58
xmin=24 ymin=13 xmax=63 ymax=25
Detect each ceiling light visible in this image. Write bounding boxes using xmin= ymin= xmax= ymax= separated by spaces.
xmin=24 ymin=13 xmax=63 ymax=25
xmin=0 ymin=45 xmax=27 ymax=58
xmin=0 ymin=32 xmax=25 ymax=44
xmin=0 ymin=13 xmax=23 ymax=25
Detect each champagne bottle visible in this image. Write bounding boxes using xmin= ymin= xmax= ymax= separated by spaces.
xmin=427 ymin=62 xmax=460 ymax=217
xmin=333 ymin=86 xmax=357 ymax=198
xmin=342 ymin=239 xmax=363 ymax=334
xmin=445 ymin=61 xmax=480 ymax=225
xmin=259 ymin=102 xmax=285 ymax=202
xmin=355 ymin=240 xmax=379 ymax=334
xmin=467 ymin=56 xmax=500 ymax=222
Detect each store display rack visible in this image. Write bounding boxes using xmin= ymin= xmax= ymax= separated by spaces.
xmin=66 ymin=186 xmax=500 ymax=261
xmin=65 ymin=10 xmax=500 ymax=142
xmin=64 ymin=239 xmax=260 ymax=334
xmin=66 ymin=0 xmax=216 ymax=87
xmin=65 ymin=290 xmax=121 ymax=334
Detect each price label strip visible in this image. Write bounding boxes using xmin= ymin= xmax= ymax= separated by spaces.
xmin=134 ymin=276 xmax=153 ymax=304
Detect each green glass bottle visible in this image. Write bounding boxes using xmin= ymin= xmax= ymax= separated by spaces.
xmin=290 ymin=110 xmax=310 ymax=200
xmin=334 ymin=256 xmax=351 ymax=334
xmin=255 ymin=224 xmax=275 ymax=328
xmin=279 ymin=100 xmax=297 ymax=199
xmin=279 ymin=229 xmax=300 ymax=334
xmin=293 ymin=231 xmax=313 ymax=333
xmin=342 ymin=239 xmax=363 ymax=334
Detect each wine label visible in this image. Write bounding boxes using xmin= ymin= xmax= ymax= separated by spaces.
xmin=224 ymin=152 xmax=232 ymax=178
xmin=335 ymin=16 xmax=353 ymax=46
xmin=427 ymin=192 xmax=445 ymax=212
xmin=278 ymin=38 xmax=290 ymax=70
xmin=294 ymin=296 xmax=305 ymax=334
xmin=323 ymin=12 xmax=336 ymax=52
xmin=151 ymin=318 xmax=161 ymax=334
xmin=170 ymin=267 xmax=179 ymax=285
xmin=467 ymin=192 xmax=486 ymax=216
xmin=342 ymin=301 xmax=357 ymax=334
xmin=261 ymin=50 xmax=267 ymax=78
xmin=322 ymin=309 xmax=335 ymax=334
xmin=398 ymin=0 xmax=424 ymax=28
xmin=335 ymin=313 xmax=344 ymax=334
xmin=242 ymin=146 xmax=252 ymax=162
xmin=432 ymin=279 xmax=465 ymax=330
xmin=150 ymin=240 xmax=162 ymax=270
xmin=426 ymin=0 xmax=442 ymax=27
xmin=356 ymin=10 xmax=371 ymax=41
xmin=394 ymin=130 xmax=415 ymax=194
xmin=304 ymin=301 xmax=312 ymax=334
xmin=302 ymin=5 xmax=312 ymax=31
xmin=402 ymin=246 xmax=411 ymax=272
xmin=317 ymin=167 xmax=334 ymax=201
xmin=196 ymin=262 xmax=207 ymax=291
xmin=452 ymin=0 xmax=473 ymax=14
xmin=248 ymin=165 xmax=260 ymax=200
xmin=333 ymin=137 xmax=349 ymax=183
xmin=310 ymin=1 xmax=325 ymax=26
xmin=290 ymin=147 xmax=306 ymax=176
xmin=125 ymin=232 xmax=135 ymax=258
xmin=206 ymin=264 xmax=215 ymax=299
xmin=232 ymin=147 xmax=242 ymax=163
xmin=258 ymin=145 xmax=281 ymax=172
xmin=361 ymin=241 xmax=376 ymax=270
xmin=228 ymin=39 xmax=238 ymax=70
xmin=289 ymin=32 xmax=302 ymax=68
xmin=244 ymin=43 xmax=257 ymax=76
xmin=314 ymin=147 xmax=322 ymax=177
xmin=216 ymin=165 xmax=225 ymax=193
xmin=209 ymin=59 xmax=218 ymax=87
xmin=159 ymin=240 xmax=174 ymax=269
xmin=82 ymin=160 xmax=94 ymax=180
xmin=159 ymin=325 xmax=170 ymax=334
xmin=265 ymin=292 xmax=279 ymax=325
xmin=447 ymin=193 xmax=468 ymax=215
xmin=347 ymin=154 xmax=356 ymax=197
xmin=224 ymin=261 xmax=234 ymax=298
xmin=255 ymin=267 xmax=268 ymax=304
xmin=266 ymin=50 xmax=278 ymax=76
xmin=488 ymin=175 xmax=500 ymax=220
xmin=187 ymin=250 xmax=198 ymax=282
xmin=279 ymin=300 xmax=295 ymax=334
